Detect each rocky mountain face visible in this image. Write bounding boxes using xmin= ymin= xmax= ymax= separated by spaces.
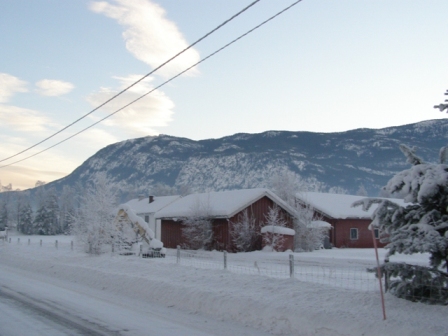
xmin=43 ymin=118 xmax=448 ymax=198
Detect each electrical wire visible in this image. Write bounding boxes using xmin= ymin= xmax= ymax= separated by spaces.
xmin=0 ymin=0 xmax=261 ymax=164
xmin=0 ymin=0 xmax=303 ymax=169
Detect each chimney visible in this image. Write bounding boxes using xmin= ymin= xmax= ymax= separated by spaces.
xmin=149 ymin=195 xmax=154 ymax=203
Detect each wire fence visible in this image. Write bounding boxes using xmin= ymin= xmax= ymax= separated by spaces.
xmin=3 ymin=237 xmax=447 ymax=304
xmin=163 ymin=247 xmax=382 ymax=292
xmin=2 ymin=236 xmax=75 ymax=251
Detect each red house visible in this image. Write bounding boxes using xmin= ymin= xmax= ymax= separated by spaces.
xmin=295 ymin=192 xmax=405 ymax=248
xmin=155 ymin=188 xmax=297 ymax=251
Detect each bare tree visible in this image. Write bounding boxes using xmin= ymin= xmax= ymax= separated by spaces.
xmin=182 ymin=195 xmax=213 ymax=250
xmin=230 ymin=209 xmax=258 ymax=252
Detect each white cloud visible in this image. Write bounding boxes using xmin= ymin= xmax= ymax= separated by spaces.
xmin=35 ymin=79 xmax=75 ymax=96
xmin=0 ymin=73 xmax=28 ymax=103
xmin=0 ymin=104 xmax=54 ymax=132
xmin=90 ymin=0 xmax=200 ymax=78
xmin=86 ymin=74 xmax=175 ymax=136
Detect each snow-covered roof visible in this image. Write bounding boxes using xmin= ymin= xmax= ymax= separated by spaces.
xmin=125 ymin=195 xmax=180 ymax=214
xmin=296 ymin=192 xmax=406 ymax=219
xmin=155 ymin=188 xmax=296 ymax=219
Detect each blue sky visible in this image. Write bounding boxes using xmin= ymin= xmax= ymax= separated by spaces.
xmin=1 ymin=0 xmax=448 ymax=190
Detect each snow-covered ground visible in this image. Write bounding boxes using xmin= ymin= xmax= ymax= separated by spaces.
xmin=1 ymin=234 xmax=447 ymax=335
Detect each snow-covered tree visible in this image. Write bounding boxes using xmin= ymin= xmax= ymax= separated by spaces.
xmin=17 ymin=194 xmax=33 ymax=234
xmin=354 ymin=144 xmax=448 ymax=304
xmin=0 ymin=200 xmax=8 ymax=230
xmin=434 ymin=89 xmax=448 ymax=113
xmin=262 ymin=205 xmax=288 ymax=252
xmin=328 ymin=186 xmax=348 ymax=195
xmin=230 ymin=209 xmax=259 ymax=252
xmin=269 ymin=170 xmax=325 ymax=205
xmin=59 ymin=185 xmax=76 ymax=234
xmin=33 ymin=188 xmax=59 ymax=235
xmin=72 ymin=173 xmax=117 ymax=254
xmin=294 ymin=202 xmax=329 ymax=252
xmin=182 ymin=196 xmax=213 ymax=250
xmin=269 ymin=170 xmax=301 ymax=206
xmin=356 ymin=184 xmax=368 ymax=196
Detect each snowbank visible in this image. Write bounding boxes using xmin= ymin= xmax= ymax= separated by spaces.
xmin=309 ymin=220 xmax=332 ymax=229
xmin=261 ymin=225 xmax=295 ymax=236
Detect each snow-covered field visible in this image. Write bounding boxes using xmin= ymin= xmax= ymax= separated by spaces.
xmin=1 ymin=234 xmax=447 ymax=335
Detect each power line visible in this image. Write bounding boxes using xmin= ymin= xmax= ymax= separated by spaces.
xmin=0 ymin=0 xmax=261 ymax=164
xmin=0 ymin=0 xmax=303 ymax=169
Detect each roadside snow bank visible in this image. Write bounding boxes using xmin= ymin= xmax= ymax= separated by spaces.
xmin=0 ymin=237 xmax=447 ymax=335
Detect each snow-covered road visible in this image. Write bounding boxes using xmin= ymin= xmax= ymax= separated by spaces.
xmin=1 ymin=236 xmax=447 ymax=336
xmin=0 ymin=264 xmax=269 ymax=336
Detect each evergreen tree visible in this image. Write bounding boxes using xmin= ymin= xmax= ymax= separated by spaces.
xmin=33 ymin=188 xmax=59 ymax=235
xmin=355 ymin=144 xmax=448 ymax=304
xmin=59 ymin=185 xmax=76 ymax=234
xmin=0 ymin=200 xmax=8 ymax=230
xmin=17 ymin=194 xmax=33 ymax=234
xmin=434 ymin=89 xmax=448 ymax=113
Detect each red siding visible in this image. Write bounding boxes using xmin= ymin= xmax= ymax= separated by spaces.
xmin=161 ymin=220 xmax=184 ymax=249
xmin=316 ymin=213 xmax=386 ymax=248
xmin=161 ymin=196 xmax=295 ymax=251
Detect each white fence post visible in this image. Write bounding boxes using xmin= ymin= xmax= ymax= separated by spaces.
xmin=40 ymin=239 xmax=42 ymax=247
xmin=289 ymin=254 xmax=294 ymax=278
xmin=28 ymin=238 xmax=30 ymax=245
xmin=71 ymin=240 xmax=74 ymax=251
xmin=177 ymin=245 xmax=180 ymax=264
xmin=55 ymin=240 xmax=58 ymax=249
xmin=224 ymin=251 xmax=227 ymax=270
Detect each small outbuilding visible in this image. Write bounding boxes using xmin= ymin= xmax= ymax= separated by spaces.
xmin=295 ymin=192 xmax=405 ymax=248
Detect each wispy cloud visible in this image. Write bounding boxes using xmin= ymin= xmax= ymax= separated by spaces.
xmin=0 ymin=73 xmax=28 ymax=103
xmin=86 ymin=74 xmax=175 ymax=136
xmin=89 ymin=0 xmax=200 ymax=77
xmin=35 ymin=79 xmax=75 ymax=96
xmin=0 ymin=105 xmax=55 ymax=132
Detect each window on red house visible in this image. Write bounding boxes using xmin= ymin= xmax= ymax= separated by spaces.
xmin=374 ymin=228 xmax=379 ymax=239
xmin=350 ymin=228 xmax=358 ymax=240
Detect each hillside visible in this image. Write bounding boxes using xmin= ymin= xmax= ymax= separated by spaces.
xmin=44 ymin=118 xmax=448 ymax=197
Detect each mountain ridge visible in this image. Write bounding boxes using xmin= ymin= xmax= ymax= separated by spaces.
xmin=43 ymin=118 xmax=448 ymax=198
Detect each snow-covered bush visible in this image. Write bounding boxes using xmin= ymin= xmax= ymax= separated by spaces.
xmin=355 ymin=144 xmax=448 ymax=304
xmin=72 ymin=173 xmax=117 ymax=254
xmin=230 ymin=209 xmax=259 ymax=252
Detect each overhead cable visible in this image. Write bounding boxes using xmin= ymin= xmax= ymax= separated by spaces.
xmin=0 ymin=0 xmax=303 ymax=169
xmin=0 ymin=0 xmax=261 ymax=164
